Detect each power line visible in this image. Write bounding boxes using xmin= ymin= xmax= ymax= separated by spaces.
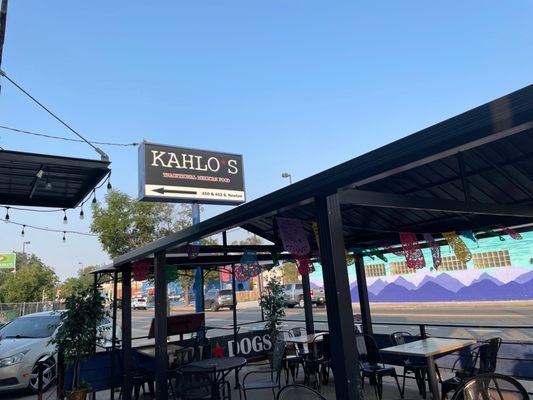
xmin=0 ymin=125 xmax=139 ymax=147
xmin=0 ymin=69 xmax=109 ymax=160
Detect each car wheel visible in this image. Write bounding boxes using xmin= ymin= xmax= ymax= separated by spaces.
xmin=299 ymin=298 xmax=305 ymax=308
xmin=287 ymin=304 xmax=295 ymax=309
xmin=229 ymin=306 xmax=234 ymax=310
xmin=211 ymin=302 xmax=218 ymax=312
xmin=29 ymin=357 xmax=55 ymax=393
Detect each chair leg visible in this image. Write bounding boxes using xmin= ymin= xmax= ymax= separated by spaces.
xmin=401 ymin=367 xmax=407 ymax=397
xmin=377 ymin=375 xmax=383 ymax=400
xmin=393 ymin=371 xmax=403 ymax=399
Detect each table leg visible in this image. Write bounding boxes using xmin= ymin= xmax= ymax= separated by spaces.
xmin=426 ymin=356 xmax=440 ymax=400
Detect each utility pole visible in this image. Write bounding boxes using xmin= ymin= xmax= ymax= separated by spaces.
xmin=0 ymin=0 xmax=9 ymax=92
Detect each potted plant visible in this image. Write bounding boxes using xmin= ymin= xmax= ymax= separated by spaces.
xmin=50 ymin=287 xmax=107 ymax=400
xmin=259 ymin=275 xmax=286 ymax=343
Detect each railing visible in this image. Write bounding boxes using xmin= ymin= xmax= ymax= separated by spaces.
xmin=0 ymin=301 xmax=65 ymax=324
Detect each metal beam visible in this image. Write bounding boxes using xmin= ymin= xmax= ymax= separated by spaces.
xmin=340 ymin=189 xmax=533 ymax=217
xmin=110 ymin=271 xmax=118 ymax=400
xmin=301 ymin=273 xmax=315 ymax=334
xmin=154 ymin=250 xmax=168 ymax=399
xmin=121 ymin=265 xmax=132 ymax=400
xmin=354 ymin=255 xmax=373 ymax=335
xmin=316 ymin=193 xmax=362 ymax=400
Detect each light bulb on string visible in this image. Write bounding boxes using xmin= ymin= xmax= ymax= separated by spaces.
xmin=21 ymin=225 xmax=25 ymax=237
xmin=79 ymin=207 xmax=85 ymax=220
xmin=107 ymin=174 xmax=112 ymax=191
xmin=45 ymin=179 xmax=52 ymax=191
xmin=63 ymin=209 xmax=68 ymax=224
xmin=62 ymin=232 xmax=66 ymax=243
xmin=4 ymin=207 xmax=9 ymax=222
xmin=92 ymin=189 xmax=97 ymax=204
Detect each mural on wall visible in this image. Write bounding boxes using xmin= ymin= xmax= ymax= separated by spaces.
xmin=309 ymin=231 xmax=533 ymax=303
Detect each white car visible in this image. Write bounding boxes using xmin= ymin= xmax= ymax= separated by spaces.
xmin=0 ymin=311 xmax=119 ymax=394
xmin=132 ymin=297 xmax=147 ymax=310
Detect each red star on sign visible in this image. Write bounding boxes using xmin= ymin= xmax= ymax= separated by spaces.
xmin=220 ymin=159 xmax=227 ymax=165
xmin=212 ymin=342 xmax=225 ymax=358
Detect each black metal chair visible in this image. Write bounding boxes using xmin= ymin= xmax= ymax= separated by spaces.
xmin=355 ymin=334 xmax=403 ymax=400
xmin=302 ymin=333 xmax=330 ymax=390
xmin=441 ymin=337 xmax=502 ymax=400
xmin=177 ymin=365 xmax=218 ymax=400
xmin=282 ymin=328 xmax=307 ymax=383
xmin=390 ymin=331 xmax=430 ymax=398
xmin=242 ymin=340 xmax=286 ymax=400
xmin=449 ymin=372 xmax=529 ymax=400
xmin=276 ymin=384 xmax=327 ymax=400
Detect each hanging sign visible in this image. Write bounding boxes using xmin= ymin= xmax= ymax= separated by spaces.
xmin=399 ymin=232 xmax=426 ymax=269
xmin=441 ymin=231 xmax=472 ymax=262
xmin=139 ymin=143 xmax=245 ymax=205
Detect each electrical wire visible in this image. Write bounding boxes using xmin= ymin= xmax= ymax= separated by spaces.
xmin=0 ymin=70 xmax=110 ymax=160
xmin=0 ymin=125 xmax=139 ymax=147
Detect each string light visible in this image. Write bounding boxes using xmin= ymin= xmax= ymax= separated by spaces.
xmin=79 ymin=207 xmax=85 ymax=220
xmin=92 ymin=189 xmax=97 ymax=204
xmin=63 ymin=209 xmax=68 ymax=224
xmin=107 ymin=173 xmax=112 ymax=191
xmin=1 ymin=217 xmax=97 ymax=237
xmin=4 ymin=207 xmax=9 ymax=222
xmin=45 ymin=179 xmax=52 ymax=191
xmin=21 ymin=225 xmax=25 ymax=237
xmin=62 ymin=231 xmax=66 ymax=242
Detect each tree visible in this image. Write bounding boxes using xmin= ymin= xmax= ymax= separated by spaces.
xmin=259 ymin=276 xmax=286 ymax=341
xmin=59 ymin=265 xmax=96 ymax=298
xmin=280 ymin=262 xmax=300 ymax=284
xmin=0 ymin=253 xmax=58 ymax=302
xmin=231 ymin=234 xmax=264 ymax=246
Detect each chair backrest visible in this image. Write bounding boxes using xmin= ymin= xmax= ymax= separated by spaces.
xmin=450 ymin=373 xmax=529 ymax=400
xmin=390 ymin=331 xmax=412 ymax=346
xmin=290 ymin=327 xmax=304 ymax=337
xmin=355 ymin=334 xmax=382 ymax=365
xmin=178 ymin=365 xmax=216 ymax=399
xmin=272 ymin=340 xmax=287 ymax=382
xmin=319 ymin=333 xmax=331 ymax=361
xmin=277 ymin=384 xmax=327 ymax=400
xmin=479 ymin=337 xmax=502 ymax=374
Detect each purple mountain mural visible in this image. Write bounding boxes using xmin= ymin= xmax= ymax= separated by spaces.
xmin=515 ymin=270 xmax=533 ymax=284
xmin=455 ymin=279 xmax=533 ymax=301
xmin=392 ymin=276 xmax=417 ymax=290
xmin=350 ymin=284 xmax=359 ymax=302
xmin=368 ymin=279 xmax=388 ymax=295
xmin=471 ymin=273 xmax=504 ymax=286
xmin=417 ymin=273 xmax=465 ymax=292
xmin=368 ymin=283 xmax=415 ymax=302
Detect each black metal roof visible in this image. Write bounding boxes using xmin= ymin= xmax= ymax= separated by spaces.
xmin=0 ymin=149 xmax=111 ymax=208
xmin=113 ymin=84 xmax=533 ymax=267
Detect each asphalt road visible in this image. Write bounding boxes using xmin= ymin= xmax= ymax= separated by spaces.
xmin=129 ymin=301 xmax=533 ymax=343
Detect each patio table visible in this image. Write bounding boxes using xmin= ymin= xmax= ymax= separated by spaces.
xmin=286 ymin=333 xmax=324 ymax=345
xmin=381 ymin=337 xmax=477 ymax=400
xmin=186 ymin=356 xmax=247 ymax=399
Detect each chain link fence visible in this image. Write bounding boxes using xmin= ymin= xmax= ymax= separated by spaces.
xmin=0 ymin=301 xmax=65 ymax=325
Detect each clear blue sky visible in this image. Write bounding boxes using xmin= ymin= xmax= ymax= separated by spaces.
xmin=1 ymin=1 xmax=531 ymax=280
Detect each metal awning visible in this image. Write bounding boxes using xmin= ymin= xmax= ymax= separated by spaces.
xmin=113 ymin=84 xmax=533 ymax=267
xmin=0 ymin=149 xmax=111 ymax=208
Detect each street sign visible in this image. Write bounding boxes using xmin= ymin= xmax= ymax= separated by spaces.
xmin=0 ymin=253 xmax=16 ymax=270
xmin=138 ymin=143 xmax=245 ymax=205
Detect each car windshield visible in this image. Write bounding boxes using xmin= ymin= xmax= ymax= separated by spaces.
xmin=219 ymin=290 xmax=232 ymax=296
xmin=0 ymin=315 xmax=61 ymax=339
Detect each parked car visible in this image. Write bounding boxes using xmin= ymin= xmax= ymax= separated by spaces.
xmin=204 ymin=289 xmax=235 ymax=312
xmin=132 ymin=297 xmax=148 ymax=310
xmin=0 ymin=311 xmax=119 ymax=394
xmin=283 ymin=283 xmax=326 ymax=308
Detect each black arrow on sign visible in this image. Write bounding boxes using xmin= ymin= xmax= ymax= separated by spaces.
xmin=152 ymin=187 xmax=197 ymax=195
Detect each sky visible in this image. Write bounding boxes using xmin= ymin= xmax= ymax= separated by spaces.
xmin=0 ymin=1 xmax=532 ymax=280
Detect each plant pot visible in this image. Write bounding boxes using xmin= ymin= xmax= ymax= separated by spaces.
xmin=67 ymin=389 xmax=88 ymax=400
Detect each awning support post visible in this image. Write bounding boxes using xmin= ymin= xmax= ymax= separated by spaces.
xmin=354 ymin=254 xmax=373 ymax=335
xmin=316 ymin=193 xmax=362 ymax=400
xmin=110 ymin=271 xmax=118 ymax=400
xmin=121 ymin=265 xmax=132 ymax=400
xmin=301 ymin=272 xmax=315 ymax=334
xmin=154 ymin=250 xmax=168 ymax=399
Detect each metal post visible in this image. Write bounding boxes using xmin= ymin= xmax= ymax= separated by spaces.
xmin=93 ymin=273 xmax=98 ymax=354
xmin=316 ymin=193 xmax=362 ymax=400
xmin=110 ymin=271 xmax=118 ymax=400
xmin=121 ymin=265 xmax=133 ymax=400
xmin=231 ymin=265 xmax=239 ymax=388
xmin=154 ymin=250 xmax=168 ymax=399
xmin=301 ymin=273 xmax=315 ymax=334
xmin=354 ymin=254 xmax=373 ymax=335
xmin=192 ymin=203 xmax=203 ymax=313
xmin=0 ymin=0 xmax=8 ymax=71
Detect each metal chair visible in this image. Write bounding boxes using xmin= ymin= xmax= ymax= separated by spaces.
xmin=242 ymin=340 xmax=286 ymax=400
xmin=390 ymin=331 xmax=430 ymax=398
xmin=441 ymin=337 xmax=502 ymax=400
xmin=449 ymin=372 xmax=529 ymax=400
xmin=276 ymin=384 xmax=327 ymax=400
xmin=177 ymin=365 xmax=218 ymax=400
xmin=355 ymin=334 xmax=403 ymax=400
